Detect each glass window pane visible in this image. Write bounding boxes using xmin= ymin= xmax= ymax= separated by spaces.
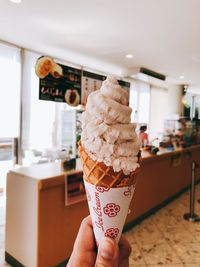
xmin=0 ymin=43 xmax=20 ymax=137
xmin=138 ymin=84 xmax=150 ymax=124
xmin=29 ymin=67 xmax=56 ymax=150
xmin=149 ymin=86 xmax=169 ymax=138
xmin=129 ymin=82 xmax=138 ymax=122
xmin=22 ymin=51 xmax=78 ymax=165
xmin=129 ymin=81 xmax=150 ymax=125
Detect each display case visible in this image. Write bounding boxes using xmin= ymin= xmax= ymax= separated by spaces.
xmin=61 ymin=109 xmax=83 ymax=158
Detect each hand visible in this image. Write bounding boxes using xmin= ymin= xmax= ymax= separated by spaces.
xmin=67 ymin=216 xmax=131 ymax=267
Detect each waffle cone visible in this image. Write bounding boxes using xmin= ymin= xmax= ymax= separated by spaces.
xmin=79 ymin=142 xmax=140 ymax=188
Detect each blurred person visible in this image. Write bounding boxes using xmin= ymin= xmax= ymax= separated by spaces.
xmin=139 ymin=125 xmax=149 ymax=147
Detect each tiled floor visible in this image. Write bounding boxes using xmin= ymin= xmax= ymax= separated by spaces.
xmin=1 ymin=185 xmax=200 ymax=266
xmin=124 ymin=184 xmax=200 ymax=266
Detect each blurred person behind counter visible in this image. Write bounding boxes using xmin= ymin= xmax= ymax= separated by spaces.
xmin=139 ymin=125 xmax=149 ymax=147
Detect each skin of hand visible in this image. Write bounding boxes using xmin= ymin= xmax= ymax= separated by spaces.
xmin=67 ymin=216 xmax=131 ymax=267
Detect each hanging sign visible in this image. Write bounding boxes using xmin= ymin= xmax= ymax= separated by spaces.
xmin=81 ymin=71 xmax=106 ymax=106
xmin=35 ymin=56 xmax=81 ymax=106
xmin=81 ymin=71 xmax=130 ymax=106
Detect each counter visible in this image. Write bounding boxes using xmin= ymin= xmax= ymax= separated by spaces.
xmin=5 ymin=145 xmax=200 ymax=267
xmin=126 ymin=144 xmax=200 ymax=228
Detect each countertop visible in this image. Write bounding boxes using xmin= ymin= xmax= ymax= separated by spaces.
xmin=141 ymin=144 xmax=200 ymax=162
xmin=9 ymin=144 xmax=200 ymax=182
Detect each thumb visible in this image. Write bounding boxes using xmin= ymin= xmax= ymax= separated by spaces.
xmin=95 ymin=237 xmax=119 ymax=267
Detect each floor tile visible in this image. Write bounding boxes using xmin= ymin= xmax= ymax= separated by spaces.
xmin=131 ymin=223 xmax=166 ymax=246
xmin=173 ymin=243 xmax=200 ymax=264
xmin=148 ymin=265 xmax=184 ymax=267
xmin=184 ymin=264 xmax=200 ymax=267
xmin=129 ymin=244 xmax=146 ymax=265
xmin=151 ymin=212 xmax=181 ymax=231
xmin=139 ymin=242 xmax=182 ymax=265
xmin=123 ymin=232 xmax=137 ymax=245
xmin=163 ymin=226 xmax=198 ymax=244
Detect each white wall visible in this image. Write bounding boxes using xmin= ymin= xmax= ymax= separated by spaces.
xmin=148 ymin=83 xmax=183 ymax=140
xmin=167 ymin=84 xmax=183 ymax=116
xmin=187 ymin=85 xmax=200 ymax=95
xmin=149 ymin=87 xmax=169 ymax=138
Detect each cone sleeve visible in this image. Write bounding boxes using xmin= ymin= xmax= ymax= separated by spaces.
xmin=79 ymin=142 xmax=140 ymax=243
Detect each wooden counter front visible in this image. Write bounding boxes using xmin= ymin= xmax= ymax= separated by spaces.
xmin=125 ymin=145 xmax=200 ymax=227
xmin=5 ymin=163 xmax=89 ymax=267
xmin=5 ymin=145 xmax=200 ymax=267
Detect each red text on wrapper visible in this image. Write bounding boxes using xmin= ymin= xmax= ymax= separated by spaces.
xmin=95 ymin=186 xmax=110 ymax=193
xmin=124 ymin=186 xmax=132 ymax=197
xmin=93 ymin=191 xmax=104 ymax=231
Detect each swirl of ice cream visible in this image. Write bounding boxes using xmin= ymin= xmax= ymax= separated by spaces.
xmin=81 ymin=76 xmax=140 ymax=175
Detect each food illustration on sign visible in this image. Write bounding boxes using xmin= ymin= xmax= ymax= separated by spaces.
xmin=65 ymin=89 xmax=80 ymax=106
xmin=35 ymin=56 xmax=55 ymax=79
xmin=50 ymin=63 xmax=63 ymax=78
xmin=35 ymin=56 xmax=63 ymax=79
xmin=36 ymin=56 xmax=81 ymax=106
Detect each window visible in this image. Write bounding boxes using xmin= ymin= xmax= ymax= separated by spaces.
xmin=0 ymin=43 xmax=20 ymax=137
xmin=0 ymin=42 xmax=21 ymax=191
xmin=129 ymin=79 xmax=169 ymax=140
xmin=129 ymin=80 xmax=150 ymax=125
xmin=22 ymin=51 xmax=58 ymax=164
xmin=21 ymin=51 xmax=79 ymax=165
xmin=149 ymin=86 xmax=169 ymax=139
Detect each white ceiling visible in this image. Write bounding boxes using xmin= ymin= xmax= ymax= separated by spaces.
xmin=1 ymin=0 xmax=200 ymax=86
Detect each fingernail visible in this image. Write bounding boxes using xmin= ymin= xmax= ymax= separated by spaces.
xmin=100 ymin=237 xmax=115 ymax=260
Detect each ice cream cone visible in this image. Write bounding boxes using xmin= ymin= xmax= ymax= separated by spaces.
xmin=79 ymin=76 xmax=141 ymax=243
xmin=79 ymin=142 xmax=140 ymax=243
xmin=79 ymin=142 xmax=140 ymax=188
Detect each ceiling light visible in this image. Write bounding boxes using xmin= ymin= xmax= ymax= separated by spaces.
xmin=125 ymin=54 xmax=133 ymax=59
xmin=9 ymin=0 xmax=22 ymax=3
xmin=179 ymin=75 xmax=184 ymax=79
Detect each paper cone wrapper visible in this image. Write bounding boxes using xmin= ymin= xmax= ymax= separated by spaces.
xmin=84 ymin=180 xmax=136 ymax=243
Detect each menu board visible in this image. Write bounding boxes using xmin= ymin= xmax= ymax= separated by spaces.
xmin=81 ymin=70 xmax=130 ymax=105
xmin=81 ymin=71 xmax=106 ymax=106
xmin=36 ymin=56 xmax=131 ymax=107
xmin=36 ymin=56 xmax=81 ymax=106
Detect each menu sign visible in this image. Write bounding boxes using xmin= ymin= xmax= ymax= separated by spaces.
xmin=81 ymin=71 xmax=106 ymax=106
xmin=82 ymin=71 xmax=130 ymax=105
xmin=36 ymin=56 xmax=81 ymax=106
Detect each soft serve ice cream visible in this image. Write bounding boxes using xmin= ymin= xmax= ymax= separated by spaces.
xmin=81 ymin=76 xmax=140 ymax=175
xmin=79 ymin=76 xmax=140 ymax=243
